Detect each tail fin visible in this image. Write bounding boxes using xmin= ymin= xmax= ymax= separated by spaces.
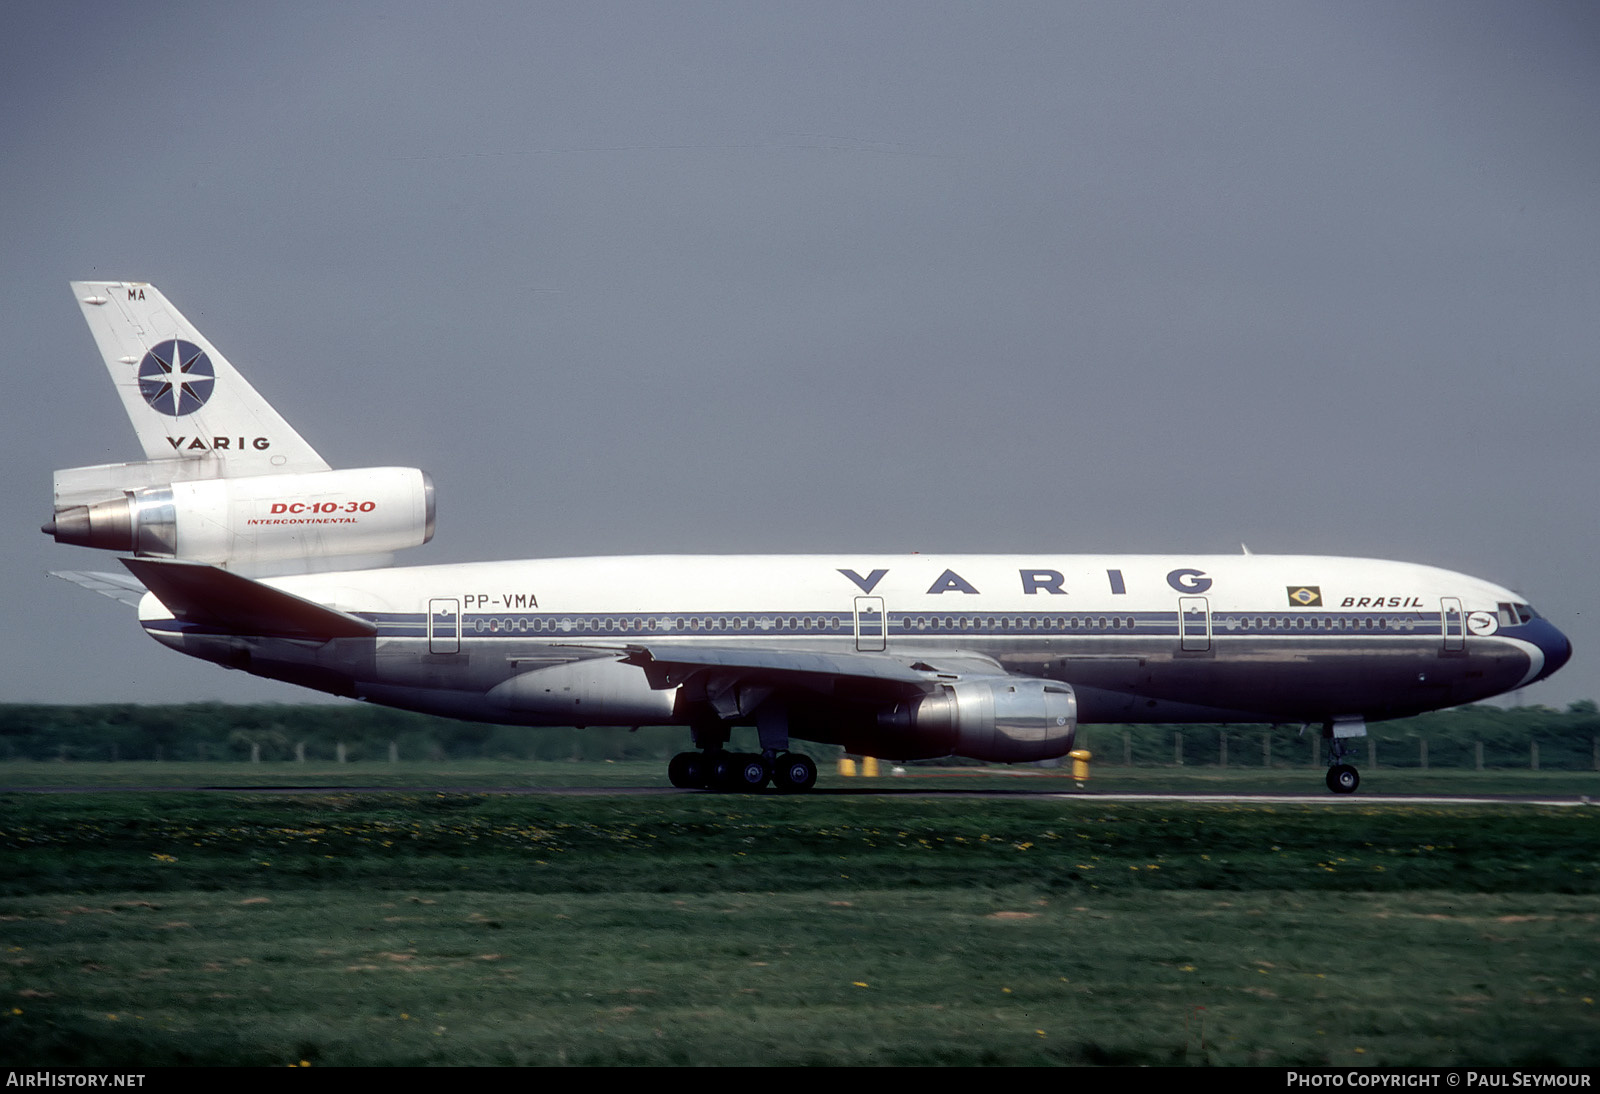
xmin=71 ymin=281 xmax=328 ymax=476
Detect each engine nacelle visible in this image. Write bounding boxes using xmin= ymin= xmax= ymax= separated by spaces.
xmin=873 ymin=677 xmax=1078 ymax=762
xmin=44 ymin=466 xmax=434 ymax=567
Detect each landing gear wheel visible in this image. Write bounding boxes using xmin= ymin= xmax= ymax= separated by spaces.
xmin=772 ymin=752 xmax=818 ymax=793
xmin=1326 ymin=764 xmax=1360 ymax=795
xmin=707 ymin=751 xmax=740 ymax=791
xmin=668 ymin=751 xmax=708 ymax=789
xmin=734 ymin=755 xmax=771 ymax=791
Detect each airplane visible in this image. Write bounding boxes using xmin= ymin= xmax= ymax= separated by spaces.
xmin=44 ymin=281 xmax=1572 ymax=794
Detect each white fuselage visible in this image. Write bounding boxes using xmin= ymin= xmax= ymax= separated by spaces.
xmin=136 ymin=552 xmax=1566 ymax=755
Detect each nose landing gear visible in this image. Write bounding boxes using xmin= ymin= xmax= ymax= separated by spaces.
xmin=1322 ymin=718 xmax=1366 ymax=794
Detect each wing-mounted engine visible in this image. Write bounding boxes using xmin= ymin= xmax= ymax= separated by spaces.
xmin=44 ymin=464 xmax=434 ymax=570
xmin=869 ymin=677 xmax=1078 ymax=762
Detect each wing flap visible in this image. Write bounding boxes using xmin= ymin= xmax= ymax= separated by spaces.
xmin=121 ymin=557 xmax=376 ymax=639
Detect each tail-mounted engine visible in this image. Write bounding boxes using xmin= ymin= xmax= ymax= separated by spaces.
xmin=871 ymin=677 xmax=1078 ymax=763
xmin=43 ymin=465 xmax=434 ymax=568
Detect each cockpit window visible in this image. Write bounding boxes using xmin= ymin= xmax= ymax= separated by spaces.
xmin=1498 ymin=602 xmax=1537 ymax=626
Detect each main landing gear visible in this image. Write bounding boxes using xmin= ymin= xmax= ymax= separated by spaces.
xmin=669 ymin=707 xmax=818 ymax=792
xmin=668 ymin=750 xmax=819 ymax=793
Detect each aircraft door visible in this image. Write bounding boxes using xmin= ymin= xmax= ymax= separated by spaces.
xmin=1441 ymin=597 xmax=1465 ymax=652
xmin=428 ymin=598 xmax=460 ymax=654
xmin=854 ymin=596 xmax=886 ymax=652
xmin=1179 ymin=596 xmax=1211 ymax=652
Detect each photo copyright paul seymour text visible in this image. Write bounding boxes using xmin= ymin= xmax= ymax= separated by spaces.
xmin=1287 ymin=1076 xmax=1591 ymax=1088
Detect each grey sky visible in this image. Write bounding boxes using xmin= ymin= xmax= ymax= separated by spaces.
xmin=5 ymin=1 xmax=1596 ymax=708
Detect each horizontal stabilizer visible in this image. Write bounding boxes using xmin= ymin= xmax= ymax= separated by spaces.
xmin=49 ymin=569 xmax=148 ymax=608
xmin=121 ymin=557 xmax=376 ymax=639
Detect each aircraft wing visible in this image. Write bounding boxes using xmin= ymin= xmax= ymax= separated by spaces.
xmin=547 ymin=641 xmax=1007 ymax=684
xmin=536 ymin=642 xmax=1007 ymax=711
xmin=49 ymin=569 xmax=148 ymax=608
xmin=621 ymin=644 xmax=931 ymax=686
xmin=121 ymin=558 xmax=377 ymax=640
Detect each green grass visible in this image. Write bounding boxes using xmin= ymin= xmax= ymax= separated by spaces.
xmin=5 ymin=886 xmax=1595 ymax=1066
xmin=2 ymin=784 xmax=1598 ymax=1065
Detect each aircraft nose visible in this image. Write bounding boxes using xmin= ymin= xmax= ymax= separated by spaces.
xmin=1526 ymin=619 xmax=1573 ymax=682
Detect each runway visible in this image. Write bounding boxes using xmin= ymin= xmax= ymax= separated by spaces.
xmin=3 ymin=783 xmax=1593 ymax=806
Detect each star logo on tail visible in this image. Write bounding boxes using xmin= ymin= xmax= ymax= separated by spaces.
xmin=138 ymin=339 xmax=215 ymax=416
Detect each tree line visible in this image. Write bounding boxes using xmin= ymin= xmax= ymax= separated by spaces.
xmin=1 ymin=700 xmax=1597 ymax=769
